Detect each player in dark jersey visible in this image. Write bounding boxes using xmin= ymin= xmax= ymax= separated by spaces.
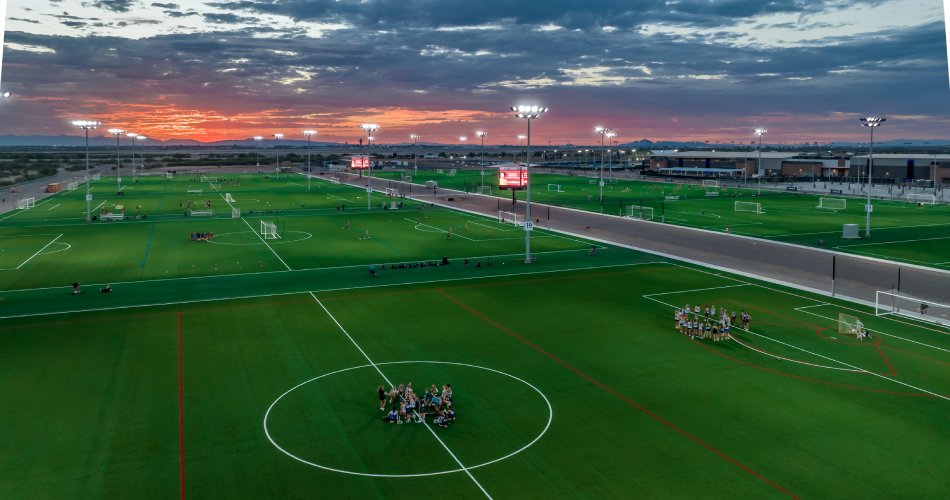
xmin=378 ymin=385 xmax=387 ymax=410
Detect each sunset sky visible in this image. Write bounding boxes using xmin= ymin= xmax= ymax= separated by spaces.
xmin=0 ymin=0 xmax=948 ymax=144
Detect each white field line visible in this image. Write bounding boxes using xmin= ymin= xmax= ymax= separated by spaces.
xmin=644 ymin=295 xmax=858 ymax=372
xmin=406 ymin=218 xmax=477 ymax=241
xmin=643 ymin=283 xmax=750 ymax=298
xmin=46 ymin=204 xmax=60 ymax=211
xmin=792 ymin=306 xmax=950 ymax=353
xmin=0 ymin=196 xmax=58 ymax=222
xmin=0 ymin=262 xmax=665 ymax=321
xmin=16 ymin=234 xmax=63 ymax=270
xmin=327 ymin=193 xmax=353 ymax=203
xmin=92 ymin=200 xmax=106 ymax=212
xmin=836 ymin=236 xmax=950 ymax=249
xmin=241 ymin=217 xmax=292 ymax=271
xmin=310 ymin=292 xmax=493 ymax=499
xmin=645 ymin=292 xmax=948 ymax=399
xmin=766 ymin=222 xmax=950 ymax=238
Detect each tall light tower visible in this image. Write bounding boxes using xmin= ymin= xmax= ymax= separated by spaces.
xmin=476 ymin=130 xmax=488 ymax=189
xmin=273 ymin=133 xmax=284 ymax=180
xmin=517 ymin=134 xmax=527 ymax=163
xmin=755 ymin=128 xmax=767 ymax=195
xmin=135 ymin=135 xmax=147 ymax=176
xmin=108 ymin=128 xmax=126 ymax=194
xmin=126 ymin=132 xmax=138 ymax=179
xmin=511 ymin=105 xmax=548 ymax=264
xmin=73 ymin=120 xmax=101 ymax=221
xmin=410 ymin=133 xmax=420 ymax=171
xmin=595 ymin=126 xmax=612 ymax=203
xmin=360 ymin=123 xmax=380 ymax=211
xmin=253 ymin=136 xmax=263 ymax=166
xmin=607 ymin=131 xmax=617 ymax=183
xmin=303 ymin=130 xmax=317 ymax=192
xmin=861 ymin=117 xmax=886 ymax=237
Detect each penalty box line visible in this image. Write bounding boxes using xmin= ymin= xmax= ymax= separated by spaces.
xmin=308 ymin=292 xmax=493 ymax=499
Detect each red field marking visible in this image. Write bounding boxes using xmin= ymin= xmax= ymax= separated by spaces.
xmin=437 ymin=289 xmax=800 ymax=500
xmin=691 ymin=337 xmax=935 ymax=398
xmin=178 ymin=312 xmax=185 ymax=500
xmin=873 ymin=337 xmax=898 ymax=377
xmin=881 ymin=343 xmax=950 ymax=367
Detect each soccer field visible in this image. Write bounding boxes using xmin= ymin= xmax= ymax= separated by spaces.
xmin=1 ymin=179 xmax=948 ymax=498
xmin=375 ymin=169 xmax=950 ymax=269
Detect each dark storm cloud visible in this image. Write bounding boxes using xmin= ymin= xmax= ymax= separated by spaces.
xmin=89 ymin=0 xmax=137 ymax=13
xmin=203 ymin=13 xmax=259 ymax=24
xmin=150 ymin=2 xmax=179 ymax=8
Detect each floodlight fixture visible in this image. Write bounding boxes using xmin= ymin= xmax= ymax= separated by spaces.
xmin=595 ymin=126 xmax=614 ymax=203
xmin=273 ymin=133 xmax=284 ymax=179
xmin=860 ymin=116 xmax=886 ymax=237
xmin=1 ymin=91 xmax=11 ymax=99
xmin=303 ymin=130 xmax=317 ymax=191
xmin=410 ymin=134 xmax=421 ymax=171
xmin=108 ymin=129 xmax=126 ymax=192
xmin=754 ymin=128 xmax=767 ymax=194
xmin=253 ymin=135 xmax=264 ymax=166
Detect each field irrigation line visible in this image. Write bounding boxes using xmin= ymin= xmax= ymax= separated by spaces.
xmin=241 ymin=217 xmax=292 ymax=271
xmin=309 ymin=292 xmax=493 ymax=499
xmin=16 ymin=234 xmax=63 ymax=270
xmin=792 ymin=306 xmax=950 ymax=353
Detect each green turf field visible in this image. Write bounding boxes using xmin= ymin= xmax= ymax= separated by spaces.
xmin=1 ymin=172 xmax=947 ymax=498
xmin=375 ymin=169 xmax=950 ymax=269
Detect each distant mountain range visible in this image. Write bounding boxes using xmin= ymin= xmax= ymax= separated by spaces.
xmin=0 ymin=135 xmax=948 ymax=149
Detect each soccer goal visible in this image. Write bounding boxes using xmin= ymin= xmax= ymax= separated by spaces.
xmin=67 ymin=181 xmax=79 ymax=191
xmin=705 ymin=190 xmax=720 ymax=197
xmin=260 ymin=220 xmax=280 ymax=239
xmin=100 ymin=205 xmax=126 ymax=220
xmin=190 ymin=208 xmax=213 ymax=216
xmin=166 ymin=172 xmax=174 ymax=179
xmin=447 ymin=169 xmax=457 ymax=176
xmin=231 ymin=207 xmax=241 ymax=218
xmin=547 ymin=184 xmax=563 ymax=192
xmin=818 ymin=197 xmax=847 ymax=209
xmin=385 ymin=188 xmax=400 ymax=197
xmin=225 ymin=193 xmax=235 ymax=203
xmin=702 ymin=179 xmax=720 ymax=188
xmin=91 ymin=173 xmax=101 ymax=181
xmin=402 ymin=175 xmax=412 ymax=183
xmin=875 ymin=290 xmax=950 ymax=327
xmin=16 ymin=197 xmax=35 ymax=210
xmin=436 ymin=169 xmax=445 ymax=174
xmin=498 ymin=210 xmax=523 ymax=226
xmin=625 ymin=205 xmax=654 ymax=221
xmin=906 ymin=193 xmax=936 ymax=205
xmin=479 ymin=185 xmax=492 ymax=195
xmin=329 ymin=177 xmax=342 ymax=184
xmin=735 ymin=201 xmax=763 ymax=213
xmin=200 ymin=176 xmax=219 ymax=182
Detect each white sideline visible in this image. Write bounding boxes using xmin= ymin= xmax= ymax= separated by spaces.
xmin=242 ymin=217 xmax=291 ymax=271
xmin=310 ymin=292 xmax=493 ymax=499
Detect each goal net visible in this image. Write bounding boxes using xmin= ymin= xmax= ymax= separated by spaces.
xmin=702 ymin=180 xmax=720 ymax=188
xmin=231 ymin=207 xmax=241 ymax=218
xmin=402 ymin=175 xmax=412 ymax=183
xmin=384 ymin=188 xmax=400 ymax=197
xmin=498 ymin=210 xmax=523 ymax=226
xmin=875 ymin=290 xmax=950 ymax=327
xmin=735 ymin=201 xmax=763 ymax=213
xmin=436 ymin=169 xmax=445 ymax=174
xmin=16 ymin=197 xmax=35 ymax=210
xmin=837 ymin=313 xmax=868 ymax=338
xmin=625 ymin=205 xmax=654 ymax=221
xmin=329 ymin=177 xmax=341 ymax=184
xmin=67 ymin=182 xmax=79 ymax=191
xmin=818 ymin=197 xmax=847 ymax=209
xmin=200 ymin=176 xmax=219 ymax=182
xmin=91 ymin=173 xmax=101 ymax=181
xmin=99 ymin=204 xmax=126 ymax=220
xmin=225 ymin=193 xmax=235 ymax=202
xmin=261 ymin=220 xmax=280 ymax=239
xmin=547 ymin=184 xmax=563 ymax=192
xmin=447 ymin=169 xmax=457 ymax=176
xmin=906 ymin=193 xmax=936 ymax=205
xmin=479 ymin=185 xmax=492 ymax=195
xmin=166 ymin=172 xmax=174 ymax=179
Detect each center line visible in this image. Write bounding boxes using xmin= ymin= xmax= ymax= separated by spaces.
xmin=309 ymin=291 xmax=492 ymax=499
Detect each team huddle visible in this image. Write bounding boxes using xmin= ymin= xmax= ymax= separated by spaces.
xmin=378 ymin=383 xmax=455 ymax=428
xmin=676 ymin=303 xmax=751 ymax=341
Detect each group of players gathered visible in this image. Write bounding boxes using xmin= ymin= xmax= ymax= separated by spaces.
xmin=676 ymin=303 xmax=751 ymax=341
xmin=378 ymin=383 xmax=455 ymax=428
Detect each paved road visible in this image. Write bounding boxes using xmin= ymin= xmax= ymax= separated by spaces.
xmin=344 ymin=172 xmax=950 ymax=317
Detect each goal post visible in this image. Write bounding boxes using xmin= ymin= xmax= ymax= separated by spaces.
xmin=837 ymin=313 xmax=867 ymax=338
xmin=384 ymin=188 xmax=400 ymax=197
xmin=702 ymin=179 xmax=720 ymax=188
xmin=735 ymin=200 xmax=763 ymax=213
xmin=260 ymin=220 xmax=280 ymax=239
xmin=625 ymin=205 xmax=654 ymax=221
xmin=16 ymin=197 xmax=36 ymax=210
xmin=166 ymin=172 xmax=174 ymax=179
xmin=225 ymin=193 xmax=235 ymax=202
xmin=875 ymin=290 xmax=950 ymax=327
xmin=329 ymin=177 xmax=342 ymax=184
xmin=479 ymin=185 xmax=492 ymax=195
xmin=818 ymin=197 xmax=847 ymax=209
xmin=547 ymin=184 xmax=563 ymax=192
xmin=200 ymin=176 xmax=219 ymax=182
xmin=67 ymin=181 xmax=79 ymax=191
xmin=906 ymin=193 xmax=936 ymax=205
xmin=498 ymin=210 xmax=523 ymax=227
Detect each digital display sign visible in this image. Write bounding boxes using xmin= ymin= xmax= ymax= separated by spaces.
xmin=351 ymin=155 xmax=369 ymax=169
xmin=498 ymin=167 xmax=528 ymax=190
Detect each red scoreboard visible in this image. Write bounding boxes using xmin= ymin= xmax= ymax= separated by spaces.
xmin=498 ymin=166 xmax=528 ymax=190
xmin=351 ymin=155 xmax=369 ymax=169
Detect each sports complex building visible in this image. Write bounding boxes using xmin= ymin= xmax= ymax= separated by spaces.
xmin=647 ymin=150 xmax=851 ymax=178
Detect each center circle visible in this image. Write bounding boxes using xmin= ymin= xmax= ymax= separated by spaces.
xmin=206 ymin=230 xmax=313 ymax=245
xmin=263 ymin=360 xmax=553 ymax=477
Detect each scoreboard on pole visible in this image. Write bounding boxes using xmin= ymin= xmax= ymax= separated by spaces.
xmin=351 ymin=155 xmax=369 ymax=169
xmin=498 ymin=166 xmax=528 ymax=190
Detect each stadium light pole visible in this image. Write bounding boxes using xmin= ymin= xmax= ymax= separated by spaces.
xmin=253 ymin=136 xmax=263 ymax=166
xmin=134 ymin=136 xmax=147 ymax=176
xmin=410 ymin=133 xmax=420 ymax=171
xmin=273 ymin=133 xmax=284 ymax=180
xmin=108 ymin=128 xmax=125 ymax=194
xmin=861 ymin=117 xmax=886 ymax=237
xmin=126 ymin=132 xmax=138 ymax=180
xmin=303 ymin=130 xmax=316 ymax=192
xmin=595 ymin=126 xmax=612 ymax=203
xmin=511 ymin=105 xmax=548 ymax=264
xmin=517 ymin=134 xmax=527 ymax=163
xmin=360 ymin=123 xmax=380 ymax=211
xmin=607 ymin=131 xmax=617 ymax=183
xmin=476 ymin=130 xmax=488 ymax=189
xmin=755 ymin=128 xmax=767 ymax=195
xmin=73 ymin=120 xmax=101 ymax=221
